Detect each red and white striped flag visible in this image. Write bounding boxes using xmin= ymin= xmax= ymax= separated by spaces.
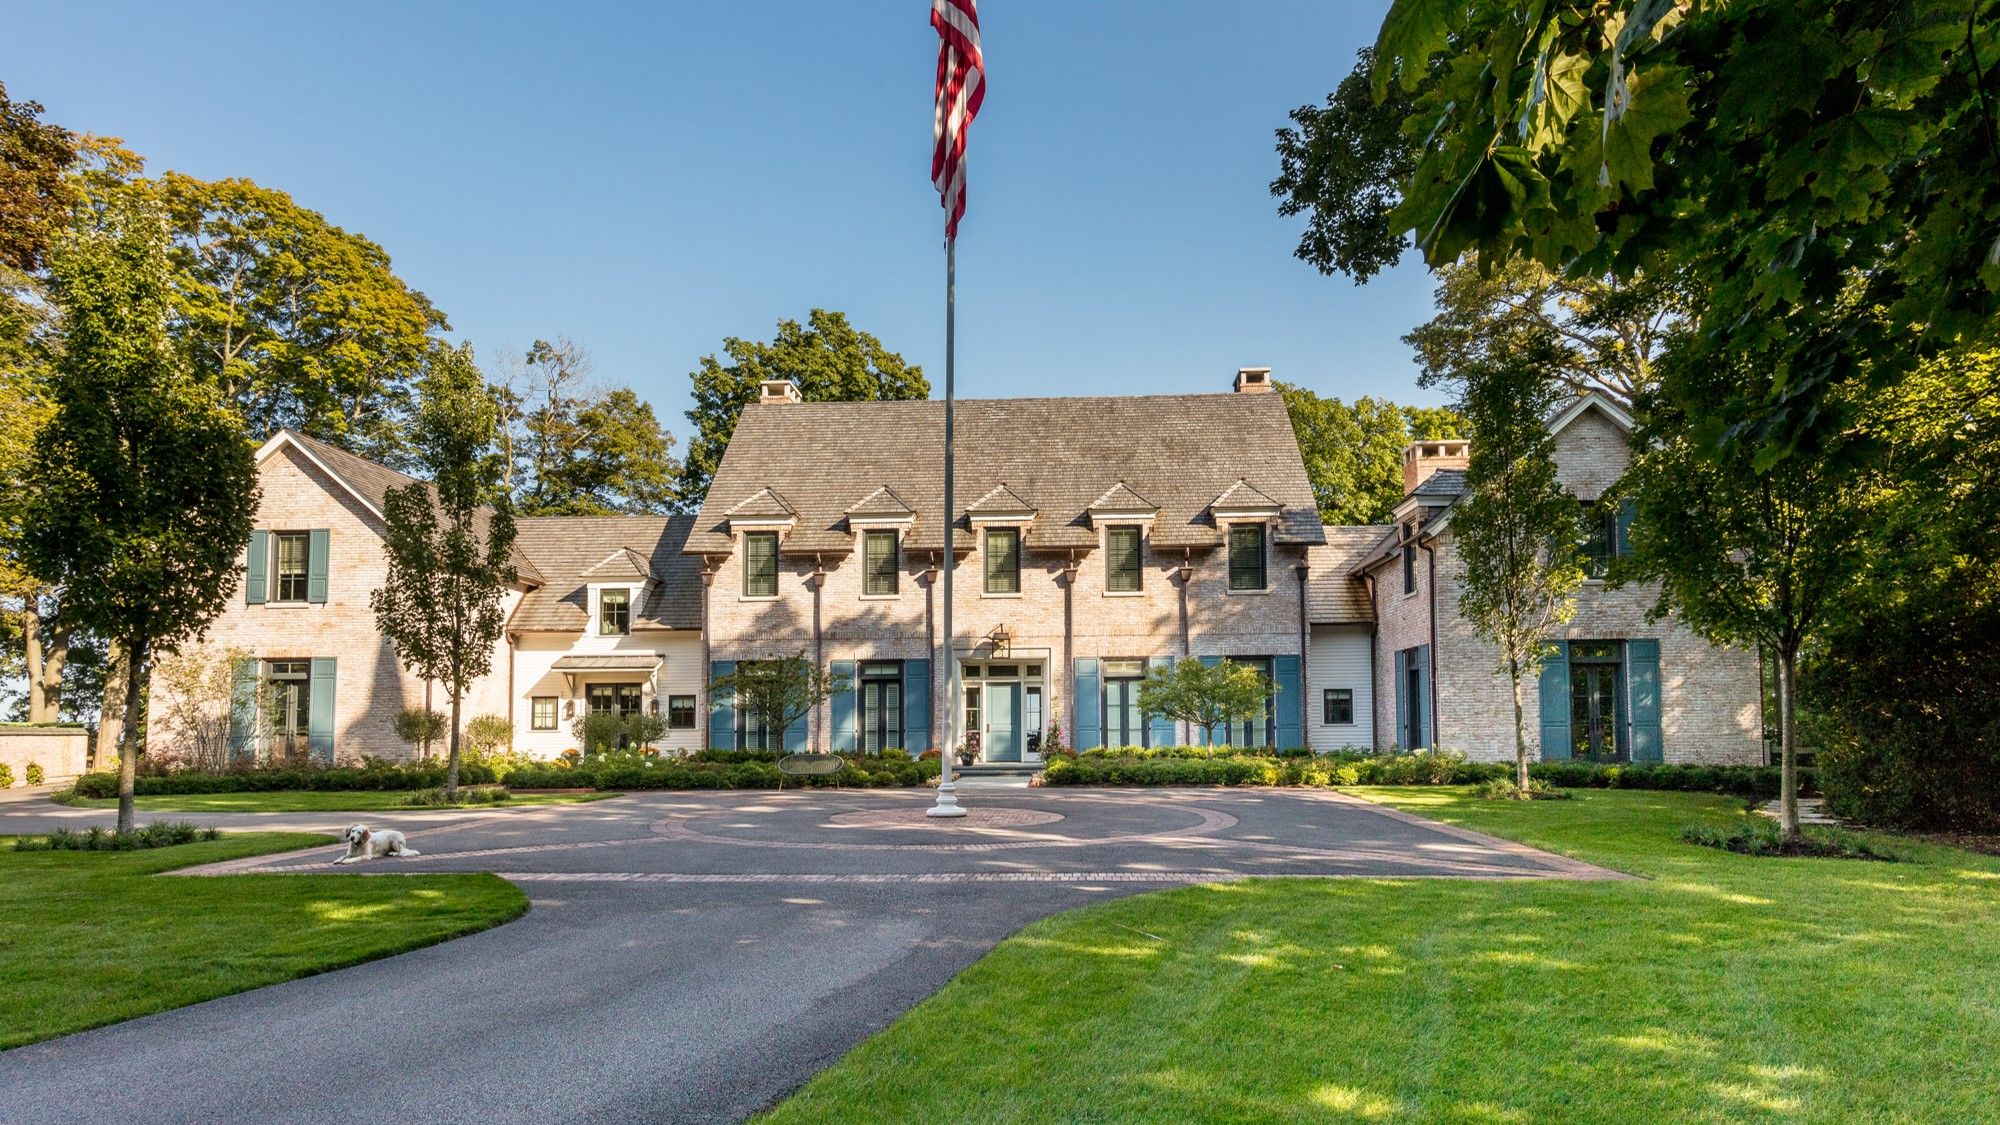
xmin=931 ymin=0 xmax=984 ymax=240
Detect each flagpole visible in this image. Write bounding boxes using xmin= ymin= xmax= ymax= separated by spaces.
xmin=929 ymin=234 xmax=967 ymax=817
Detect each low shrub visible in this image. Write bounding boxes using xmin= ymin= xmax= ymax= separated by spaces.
xmin=1077 ymin=745 xmax=1311 ymax=761
xmin=15 ymin=821 xmax=222 ymax=852
xmin=489 ymin=750 xmax=937 ymax=792
xmin=1528 ymin=760 xmax=1810 ymax=799
xmin=1679 ymin=819 xmax=1895 ymax=860
xmin=1474 ymin=776 xmax=1571 ymax=801
xmin=25 ymin=762 xmax=44 ymax=785
xmin=402 ymin=785 xmax=511 ymax=807
xmin=0 ymin=763 xmax=11 ymax=789
xmin=1044 ymin=750 xmax=1800 ymax=794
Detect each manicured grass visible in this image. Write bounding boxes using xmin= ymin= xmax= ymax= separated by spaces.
xmin=765 ymin=789 xmax=2000 ymax=1122
xmin=56 ymin=789 xmax=619 ymax=813
xmin=0 ymin=833 xmax=527 ymax=1048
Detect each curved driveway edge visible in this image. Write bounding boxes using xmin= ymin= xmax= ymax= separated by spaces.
xmin=0 ymin=787 xmax=1626 ymax=1124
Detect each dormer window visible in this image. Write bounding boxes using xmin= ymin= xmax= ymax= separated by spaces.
xmin=743 ymin=532 xmax=779 ymax=598
xmin=984 ymin=528 xmax=1020 ymax=594
xmin=1106 ymin=526 xmax=1142 ymax=592
xmin=1228 ymin=524 xmax=1266 ymax=591
xmin=864 ymin=529 xmax=899 ymax=596
xmin=599 ymin=588 xmax=631 ymax=635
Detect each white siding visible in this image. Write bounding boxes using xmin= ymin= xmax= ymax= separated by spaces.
xmin=1309 ymin=624 xmax=1375 ymax=752
xmin=510 ymin=630 xmax=705 ymax=759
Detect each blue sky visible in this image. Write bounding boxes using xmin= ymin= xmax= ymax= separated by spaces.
xmin=2 ymin=1 xmax=1445 ymax=431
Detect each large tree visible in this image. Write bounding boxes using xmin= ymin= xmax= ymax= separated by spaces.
xmin=370 ymin=342 xmax=516 ymax=798
xmin=18 ymin=199 xmax=258 ymax=831
xmin=1277 ymin=382 xmax=1465 ymax=525
xmin=503 ymin=338 xmax=680 ymax=515
xmin=1450 ymin=337 xmax=1586 ymax=795
xmin=1367 ymin=0 xmax=2000 ymax=454
xmin=678 ymin=310 xmax=926 ymax=508
xmin=151 ymin=172 xmax=449 ymax=464
xmin=0 ymin=81 xmax=80 ymax=275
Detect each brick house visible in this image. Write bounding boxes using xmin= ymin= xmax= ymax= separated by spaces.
xmin=149 ymin=379 xmax=1761 ymax=767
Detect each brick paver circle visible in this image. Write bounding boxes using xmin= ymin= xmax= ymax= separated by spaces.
xmin=823 ymin=807 xmax=1065 ymax=830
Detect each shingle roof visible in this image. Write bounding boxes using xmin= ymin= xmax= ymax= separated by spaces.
xmin=509 ymin=515 xmax=702 ymax=632
xmin=1211 ymin=478 xmax=1281 ymax=511
xmin=726 ymin=487 xmax=796 ymax=519
xmin=1413 ymin=468 xmax=1468 ymax=499
xmin=278 ymin=430 xmax=545 ymax=584
xmin=966 ymin=482 xmax=1035 ymax=515
xmin=688 ymin=393 xmax=1324 ymax=555
xmin=577 ymin=546 xmax=655 ymax=582
xmin=846 ymin=485 xmax=916 ymax=519
xmin=1308 ymin=526 xmax=1384 ymax=624
xmin=1088 ymin=481 xmax=1158 ymax=513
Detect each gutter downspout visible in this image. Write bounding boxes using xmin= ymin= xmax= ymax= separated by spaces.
xmin=699 ymin=560 xmax=715 ymax=749
xmin=1361 ymin=572 xmax=1378 ymax=750
xmin=811 ymin=554 xmax=825 ymax=752
xmin=1423 ymin=540 xmax=1440 ymax=751
xmin=1177 ymin=548 xmax=1193 ymax=745
xmin=1062 ymin=551 xmax=1078 ymax=745
xmin=1295 ymin=557 xmax=1309 ymax=753
xmin=924 ymin=554 xmax=939 ymax=753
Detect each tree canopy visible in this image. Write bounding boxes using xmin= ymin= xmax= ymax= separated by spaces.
xmin=1277 ymin=382 xmax=1465 ymax=525
xmin=679 ymin=310 xmax=927 ymax=509
xmin=500 ymin=337 xmax=680 ymax=516
xmin=0 ymin=82 xmax=80 ymax=275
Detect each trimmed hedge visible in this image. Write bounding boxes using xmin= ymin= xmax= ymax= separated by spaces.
xmin=70 ymin=761 xmax=501 ymax=799
xmin=1043 ymin=750 xmax=1812 ymax=798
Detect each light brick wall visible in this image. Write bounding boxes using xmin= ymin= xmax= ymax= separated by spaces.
xmin=704 ymin=523 xmax=1307 ymax=750
xmin=1371 ymin=533 xmax=1433 ymax=750
xmin=146 ymin=444 xmax=515 ymax=764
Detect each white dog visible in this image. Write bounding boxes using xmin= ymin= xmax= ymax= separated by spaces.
xmin=334 ymin=824 xmax=420 ymax=864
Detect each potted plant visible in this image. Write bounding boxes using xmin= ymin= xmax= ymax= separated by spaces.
xmin=956 ymin=740 xmax=980 ymax=767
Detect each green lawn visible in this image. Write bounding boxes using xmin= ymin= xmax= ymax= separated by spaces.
xmin=765 ymin=789 xmax=2000 ymax=1123
xmin=0 ymin=833 xmax=527 ymax=1048
xmin=58 ymin=789 xmax=617 ymax=813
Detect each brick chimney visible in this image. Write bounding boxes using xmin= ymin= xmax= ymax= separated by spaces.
xmin=759 ymin=379 xmax=802 ymax=404
xmin=1233 ymin=367 xmax=1273 ymax=394
xmin=1402 ymin=439 xmax=1470 ymax=494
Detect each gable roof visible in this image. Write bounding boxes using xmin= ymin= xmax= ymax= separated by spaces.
xmin=1088 ymin=481 xmax=1158 ymax=514
xmin=1210 ymin=477 xmax=1281 ymax=513
xmin=577 ymin=546 xmax=655 ymax=582
xmin=1411 ymin=468 xmax=1467 ymax=500
xmin=726 ymin=487 xmax=797 ymax=520
xmin=845 ymin=485 xmax=916 ymax=520
xmin=966 ymin=482 xmax=1036 ymax=516
xmin=1308 ymin=526 xmax=1383 ymax=624
xmin=510 ymin=516 xmax=701 ymax=632
xmin=1547 ymin=392 xmax=1635 ymax=436
xmin=260 ymin=430 xmax=544 ymax=585
xmin=688 ymin=392 xmax=1324 ymax=555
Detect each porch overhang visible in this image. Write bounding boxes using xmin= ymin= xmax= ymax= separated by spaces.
xmin=550 ymin=653 xmax=663 ymax=694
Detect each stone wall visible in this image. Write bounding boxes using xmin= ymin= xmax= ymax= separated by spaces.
xmin=0 ymin=727 xmax=88 ymax=786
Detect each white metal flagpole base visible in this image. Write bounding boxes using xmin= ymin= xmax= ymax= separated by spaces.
xmin=927 ymin=780 xmax=968 ymax=818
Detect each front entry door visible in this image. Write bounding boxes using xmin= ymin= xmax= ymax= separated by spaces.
xmin=984 ymin=682 xmax=1022 ymax=762
xmin=1570 ymin=662 xmax=1623 ymax=762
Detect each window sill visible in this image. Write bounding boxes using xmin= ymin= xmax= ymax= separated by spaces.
xmin=1225 ymin=587 xmax=1272 ymax=597
xmin=981 ymin=591 xmax=1024 ymax=599
xmin=738 ymin=595 xmax=780 ymax=603
xmin=260 ymin=601 xmax=314 ymax=608
xmin=859 ymin=594 xmax=902 ymax=601
xmin=1102 ymin=589 xmax=1145 ymax=598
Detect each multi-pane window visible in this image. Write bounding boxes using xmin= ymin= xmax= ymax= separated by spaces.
xmin=1402 ymin=541 xmax=1418 ymax=595
xmin=743 ymin=532 xmax=779 ymax=597
xmin=1322 ymin=688 xmax=1354 ymax=725
xmin=531 ymin=696 xmax=558 ymax=730
xmin=1225 ymin=657 xmax=1273 ymax=746
xmin=272 ymin=532 xmax=309 ymax=602
xmin=1105 ymin=526 xmax=1142 ymax=592
xmin=864 ymin=530 xmax=899 ymax=596
xmin=1580 ymin=502 xmax=1619 ymax=579
xmin=587 ymin=683 xmax=642 ymax=717
xmin=599 ymin=588 xmax=631 ymax=635
xmin=1228 ymin=524 xmax=1266 ymax=591
xmin=860 ymin=661 xmax=903 ymax=751
xmin=1102 ymin=659 xmax=1147 ymax=748
xmin=667 ymin=695 xmax=697 ymax=730
xmin=984 ymin=528 xmax=1020 ymax=594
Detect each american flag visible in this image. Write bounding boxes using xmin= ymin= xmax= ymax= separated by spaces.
xmin=931 ymin=0 xmax=984 ymax=240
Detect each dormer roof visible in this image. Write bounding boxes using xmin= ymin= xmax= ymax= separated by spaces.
xmin=726 ymin=487 xmax=797 ymax=523
xmin=845 ymin=485 xmax=917 ymax=522
xmin=1209 ymin=478 xmax=1282 ymax=517
xmin=966 ymin=482 xmax=1036 ymax=519
xmin=578 ymin=546 xmax=655 ymax=582
xmin=1088 ymin=481 xmax=1159 ymax=515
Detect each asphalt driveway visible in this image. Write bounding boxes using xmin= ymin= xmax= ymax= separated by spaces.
xmin=0 ymin=787 xmax=1619 ymax=1124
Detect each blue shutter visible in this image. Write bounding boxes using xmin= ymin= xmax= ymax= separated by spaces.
xmin=1146 ymin=656 xmax=1174 ymax=747
xmin=307 ymin=529 xmax=330 ymax=603
xmin=307 ymin=658 xmax=336 ymax=763
xmin=1393 ymin=649 xmax=1409 ymax=749
xmin=245 ymin=531 xmax=268 ymax=605
xmin=1539 ymin=641 xmax=1571 ymax=760
xmin=1626 ymin=639 xmax=1663 ymax=762
xmin=903 ymin=658 xmax=931 ymax=753
xmin=830 ymin=661 xmax=857 ymax=752
xmin=1616 ymin=500 xmax=1637 ymax=557
xmin=1413 ymin=645 xmax=1431 ymax=748
xmin=1273 ymin=653 xmax=1302 ymax=751
xmin=228 ymin=658 xmax=259 ymax=760
xmin=708 ymin=661 xmax=735 ymax=750
xmin=784 ymin=706 xmax=808 ymax=752
xmin=1073 ymin=658 xmax=1101 ymax=749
